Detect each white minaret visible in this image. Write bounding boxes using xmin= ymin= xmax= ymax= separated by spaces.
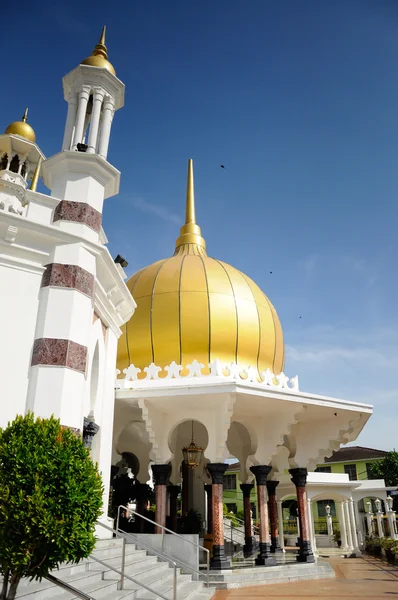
xmin=27 ymin=28 xmax=129 ymax=431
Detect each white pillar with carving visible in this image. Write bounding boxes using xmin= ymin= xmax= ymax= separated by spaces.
xmin=72 ymin=88 xmax=90 ymax=149
xmin=98 ymin=97 xmax=115 ymax=159
xmin=337 ymin=501 xmax=348 ymax=549
xmin=307 ymin=498 xmax=317 ymax=554
xmin=385 ymin=497 xmax=398 ymax=540
xmin=375 ymin=499 xmax=384 ymax=538
xmin=348 ymin=498 xmax=360 ymax=555
xmin=62 ymin=92 xmax=78 ymax=150
xmin=344 ymin=500 xmax=354 ymax=553
xmin=277 ymin=501 xmax=285 ymax=551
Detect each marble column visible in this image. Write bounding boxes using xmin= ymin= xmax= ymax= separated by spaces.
xmin=207 ymin=463 xmax=230 ymax=570
xmin=152 ymin=464 xmax=171 ymax=533
xmin=168 ymin=485 xmax=180 ymax=532
xmin=250 ymin=466 xmax=276 ymax=566
xmin=240 ymin=483 xmax=255 ymax=557
xmin=289 ymin=468 xmax=315 ymax=563
xmin=267 ymin=481 xmax=282 ymax=553
xmin=307 ymin=498 xmax=317 ymax=555
xmin=204 ymin=484 xmax=213 ymax=535
xmin=277 ymin=500 xmax=285 ymax=551
xmin=344 ymin=501 xmax=354 ymax=554
xmin=338 ymin=501 xmax=349 ymax=549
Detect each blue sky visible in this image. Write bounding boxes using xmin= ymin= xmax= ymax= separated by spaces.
xmin=2 ymin=1 xmax=397 ymax=449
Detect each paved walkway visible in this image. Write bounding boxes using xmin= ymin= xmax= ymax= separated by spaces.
xmin=215 ymin=556 xmax=398 ymax=598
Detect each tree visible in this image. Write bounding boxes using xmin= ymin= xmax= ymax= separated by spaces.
xmin=367 ymin=451 xmax=398 ymax=487
xmin=0 ymin=413 xmax=103 ymax=600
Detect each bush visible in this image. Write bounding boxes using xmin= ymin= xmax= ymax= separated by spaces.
xmin=0 ymin=414 xmax=103 ymax=600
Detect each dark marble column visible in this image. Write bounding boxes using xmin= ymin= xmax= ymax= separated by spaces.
xmin=240 ymin=483 xmax=255 ymax=557
xmin=182 ymin=460 xmax=190 ymax=515
xmin=250 ymin=466 xmax=276 ymax=566
xmin=289 ymin=468 xmax=315 ymax=563
xmin=168 ymin=485 xmax=180 ymax=532
xmin=266 ymin=480 xmax=282 ymax=553
xmin=207 ymin=463 xmax=231 ymax=570
xmin=152 ymin=464 xmax=171 ymax=533
xmin=135 ymin=483 xmax=149 ymax=532
xmin=204 ymin=483 xmax=213 ymax=534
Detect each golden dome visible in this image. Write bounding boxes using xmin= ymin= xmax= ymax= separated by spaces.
xmin=5 ymin=108 xmax=36 ymax=143
xmin=117 ymin=160 xmax=284 ymax=377
xmin=81 ymin=26 xmax=116 ymax=76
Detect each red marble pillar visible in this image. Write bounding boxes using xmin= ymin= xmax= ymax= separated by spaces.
xmin=266 ymin=480 xmax=282 ymax=553
xmin=204 ymin=483 xmax=213 ymax=534
xmin=207 ymin=463 xmax=231 ymax=570
xmin=152 ymin=464 xmax=171 ymax=534
xmin=250 ymin=466 xmax=276 ymax=566
xmin=289 ymin=468 xmax=315 ymax=563
xmin=168 ymin=485 xmax=180 ymax=532
xmin=240 ymin=483 xmax=255 ymax=557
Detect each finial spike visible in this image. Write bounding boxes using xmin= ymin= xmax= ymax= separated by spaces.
xmin=22 ymin=108 xmax=28 ymax=123
xmin=99 ymin=25 xmax=106 ymax=46
xmin=185 ymin=159 xmax=196 ymax=225
xmin=29 ymin=157 xmax=42 ymax=192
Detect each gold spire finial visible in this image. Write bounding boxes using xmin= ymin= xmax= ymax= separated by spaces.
xmin=29 ymin=157 xmax=42 ymax=192
xmin=174 ymin=159 xmax=207 ymax=254
xmin=92 ymin=25 xmax=108 ymax=59
xmin=185 ymin=158 xmax=196 ymax=225
xmin=22 ymin=108 xmax=28 ymax=123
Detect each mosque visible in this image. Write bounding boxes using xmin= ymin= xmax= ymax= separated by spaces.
xmin=0 ymin=28 xmax=388 ymax=575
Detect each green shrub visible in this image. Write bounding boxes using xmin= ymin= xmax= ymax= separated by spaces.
xmin=0 ymin=413 xmax=103 ymax=600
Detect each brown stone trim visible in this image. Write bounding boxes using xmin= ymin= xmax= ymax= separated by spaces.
xmin=53 ymin=200 xmax=102 ymax=233
xmin=31 ymin=338 xmax=87 ymax=373
xmin=41 ymin=263 xmax=94 ymax=298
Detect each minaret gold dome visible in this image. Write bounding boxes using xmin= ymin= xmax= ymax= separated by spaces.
xmin=5 ymin=108 xmax=36 ymax=143
xmin=81 ymin=26 xmax=116 ymax=76
xmin=117 ymin=160 xmax=284 ymax=377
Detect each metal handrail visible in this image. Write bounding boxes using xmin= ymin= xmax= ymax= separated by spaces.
xmin=95 ymin=522 xmax=177 ymax=600
xmin=90 ymin=549 xmax=175 ymax=600
xmin=45 ymin=574 xmax=94 ymax=600
xmin=116 ymin=504 xmax=210 ymax=585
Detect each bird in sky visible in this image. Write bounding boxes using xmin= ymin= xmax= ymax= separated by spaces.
xmin=220 ymin=165 xmax=225 ymax=169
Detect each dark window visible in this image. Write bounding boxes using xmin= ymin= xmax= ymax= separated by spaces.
xmin=9 ymin=154 xmax=19 ymax=173
xmin=315 ymin=466 xmax=332 ymax=473
xmin=225 ymin=503 xmax=237 ymax=514
xmin=223 ymin=474 xmax=236 ymax=490
xmin=344 ymin=464 xmax=357 ymax=481
xmin=0 ymin=153 xmax=8 ymax=170
xmin=317 ymin=499 xmax=336 ymax=517
xmin=366 ymin=463 xmax=373 ymax=479
xmin=250 ymin=502 xmax=257 ymax=519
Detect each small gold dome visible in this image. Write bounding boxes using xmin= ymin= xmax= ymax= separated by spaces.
xmin=5 ymin=108 xmax=36 ymax=143
xmin=81 ymin=26 xmax=116 ymax=76
xmin=117 ymin=160 xmax=284 ymax=377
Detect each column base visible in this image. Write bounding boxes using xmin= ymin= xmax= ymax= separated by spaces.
xmin=270 ymin=536 xmax=283 ymax=553
xmin=255 ymin=542 xmax=276 ymax=566
xmin=243 ymin=536 xmax=257 ymax=558
xmin=296 ymin=540 xmax=315 ymax=563
xmin=210 ymin=545 xmax=231 ymax=570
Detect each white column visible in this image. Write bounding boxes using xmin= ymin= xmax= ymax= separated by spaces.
xmin=87 ymin=90 xmax=104 ymax=154
xmin=98 ymin=97 xmax=114 ymax=159
xmin=72 ymin=88 xmax=90 ymax=150
xmin=307 ymin=498 xmax=317 ymax=554
xmin=385 ymin=497 xmax=398 ymax=540
xmin=375 ymin=499 xmax=385 ymax=538
xmin=62 ymin=93 xmax=78 ymax=150
xmin=337 ymin=501 xmax=348 ymax=549
xmin=348 ymin=499 xmax=360 ymax=554
xmin=344 ymin=501 xmax=354 ymax=552
xmin=277 ymin=500 xmax=285 ymax=551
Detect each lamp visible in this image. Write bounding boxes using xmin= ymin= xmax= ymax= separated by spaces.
xmin=386 ymin=496 xmax=393 ymax=512
xmin=182 ymin=421 xmax=203 ymax=469
xmin=375 ymin=498 xmax=382 ymax=513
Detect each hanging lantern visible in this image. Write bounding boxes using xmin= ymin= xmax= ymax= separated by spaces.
xmin=182 ymin=421 xmax=203 ymax=469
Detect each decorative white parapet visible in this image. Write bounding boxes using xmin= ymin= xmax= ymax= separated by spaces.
xmin=115 ymin=358 xmax=299 ymax=392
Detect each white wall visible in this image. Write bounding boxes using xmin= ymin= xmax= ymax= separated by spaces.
xmin=0 ymin=262 xmax=41 ymax=428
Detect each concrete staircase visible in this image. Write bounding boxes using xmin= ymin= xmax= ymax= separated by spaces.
xmin=13 ymin=539 xmax=215 ymax=600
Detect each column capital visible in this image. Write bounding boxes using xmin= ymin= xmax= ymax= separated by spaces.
xmin=250 ymin=465 xmax=272 ymax=486
xmin=204 ymin=483 xmax=213 ymax=496
xmin=240 ymin=483 xmax=254 ymax=498
xmin=289 ymin=467 xmax=308 ymax=487
xmin=152 ymin=463 xmax=171 ymax=486
xmin=266 ymin=480 xmax=279 ymax=496
xmin=167 ymin=484 xmax=180 ymax=498
xmin=207 ymin=463 xmax=228 ymax=484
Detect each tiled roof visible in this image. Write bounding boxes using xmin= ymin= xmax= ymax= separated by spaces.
xmin=323 ymin=446 xmax=388 ymax=463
